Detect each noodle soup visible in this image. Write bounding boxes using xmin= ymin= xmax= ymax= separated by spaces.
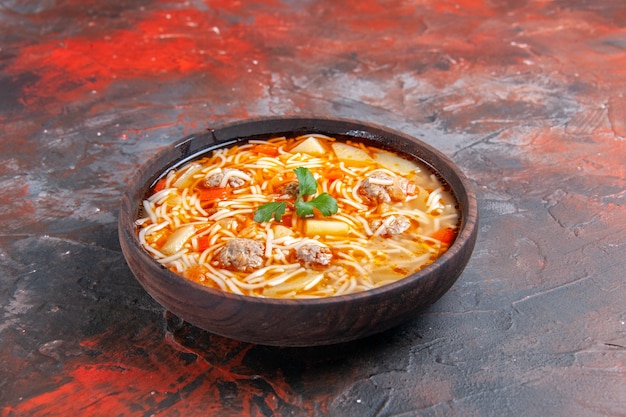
xmin=136 ymin=134 xmax=460 ymax=299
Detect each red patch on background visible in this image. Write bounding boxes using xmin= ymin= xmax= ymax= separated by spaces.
xmin=3 ymin=329 xmax=307 ymax=416
xmin=431 ymin=0 xmax=491 ymax=15
xmin=6 ymin=8 xmax=262 ymax=108
xmin=0 ymin=182 xmax=35 ymax=232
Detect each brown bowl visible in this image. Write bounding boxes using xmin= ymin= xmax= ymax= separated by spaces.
xmin=118 ymin=116 xmax=478 ymax=346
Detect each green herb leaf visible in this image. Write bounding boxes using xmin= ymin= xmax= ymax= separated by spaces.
xmin=295 ymin=193 xmax=338 ymax=218
xmin=294 ymin=200 xmax=315 ymax=218
xmin=254 ymin=201 xmax=287 ymax=223
xmin=254 ymin=167 xmax=339 ymax=223
xmin=294 ymin=166 xmax=318 ymax=197
xmin=310 ymin=192 xmax=339 ymax=216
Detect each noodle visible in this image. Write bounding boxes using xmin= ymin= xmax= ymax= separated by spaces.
xmin=137 ymin=134 xmax=460 ymax=298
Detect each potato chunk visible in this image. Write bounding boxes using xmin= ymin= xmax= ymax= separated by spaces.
xmin=291 ymin=136 xmax=328 ymax=156
xmin=161 ymin=224 xmax=195 ymax=255
xmin=272 ymin=224 xmax=294 ymax=238
xmin=331 ymin=142 xmax=374 ymax=166
xmin=304 ymin=219 xmax=350 ymax=236
xmin=373 ymin=150 xmax=421 ymax=175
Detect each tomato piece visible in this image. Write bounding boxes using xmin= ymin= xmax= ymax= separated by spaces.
xmin=184 ymin=265 xmax=221 ymax=289
xmin=197 ymin=187 xmax=231 ymax=201
xmin=251 ymin=144 xmax=279 ymax=156
xmin=326 ymin=168 xmax=344 ymax=181
xmin=153 ymin=178 xmax=168 ymax=193
xmin=279 ymin=214 xmax=293 ymax=228
xmin=148 ymin=229 xmax=169 ymax=249
xmin=196 ymin=236 xmax=212 ymax=252
xmin=431 ymin=227 xmax=456 ymax=245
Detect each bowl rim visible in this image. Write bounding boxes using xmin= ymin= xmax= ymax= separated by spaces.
xmin=120 ymin=115 xmax=478 ymax=307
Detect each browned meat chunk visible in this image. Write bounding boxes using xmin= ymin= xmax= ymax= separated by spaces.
xmin=204 ymin=168 xmax=249 ymax=188
xmin=360 ymin=172 xmax=413 ymax=203
xmin=372 ymin=215 xmax=411 ymax=236
xmin=296 ymin=243 xmax=333 ymax=266
xmin=279 ymin=181 xmax=300 ymax=198
xmin=219 ymin=238 xmax=264 ymax=271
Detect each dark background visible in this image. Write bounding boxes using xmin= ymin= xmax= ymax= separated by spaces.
xmin=1 ymin=1 xmax=625 ymax=416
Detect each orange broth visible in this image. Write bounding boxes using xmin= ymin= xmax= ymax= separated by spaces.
xmin=136 ymin=134 xmax=459 ymax=298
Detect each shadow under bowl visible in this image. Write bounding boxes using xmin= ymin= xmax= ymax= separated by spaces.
xmin=118 ymin=116 xmax=478 ymax=346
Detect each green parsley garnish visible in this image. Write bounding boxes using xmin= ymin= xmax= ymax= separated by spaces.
xmin=254 ymin=167 xmax=338 ymax=223
xmin=254 ymin=201 xmax=288 ymax=222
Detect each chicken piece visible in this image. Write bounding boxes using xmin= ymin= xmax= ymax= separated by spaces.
xmin=219 ymin=238 xmax=264 ymax=271
xmin=296 ymin=243 xmax=333 ymax=266
xmin=360 ymin=172 xmax=413 ymax=203
xmin=389 ymin=177 xmax=414 ymax=200
xmin=371 ymin=215 xmax=411 ymax=236
xmin=279 ymin=181 xmax=300 ymax=198
xmin=204 ymin=168 xmax=249 ymax=188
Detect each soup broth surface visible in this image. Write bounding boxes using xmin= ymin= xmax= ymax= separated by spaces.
xmin=136 ymin=134 xmax=460 ymax=298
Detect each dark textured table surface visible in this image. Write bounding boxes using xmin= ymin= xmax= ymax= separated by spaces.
xmin=1 ymin=1 xmax=625 ymax=416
